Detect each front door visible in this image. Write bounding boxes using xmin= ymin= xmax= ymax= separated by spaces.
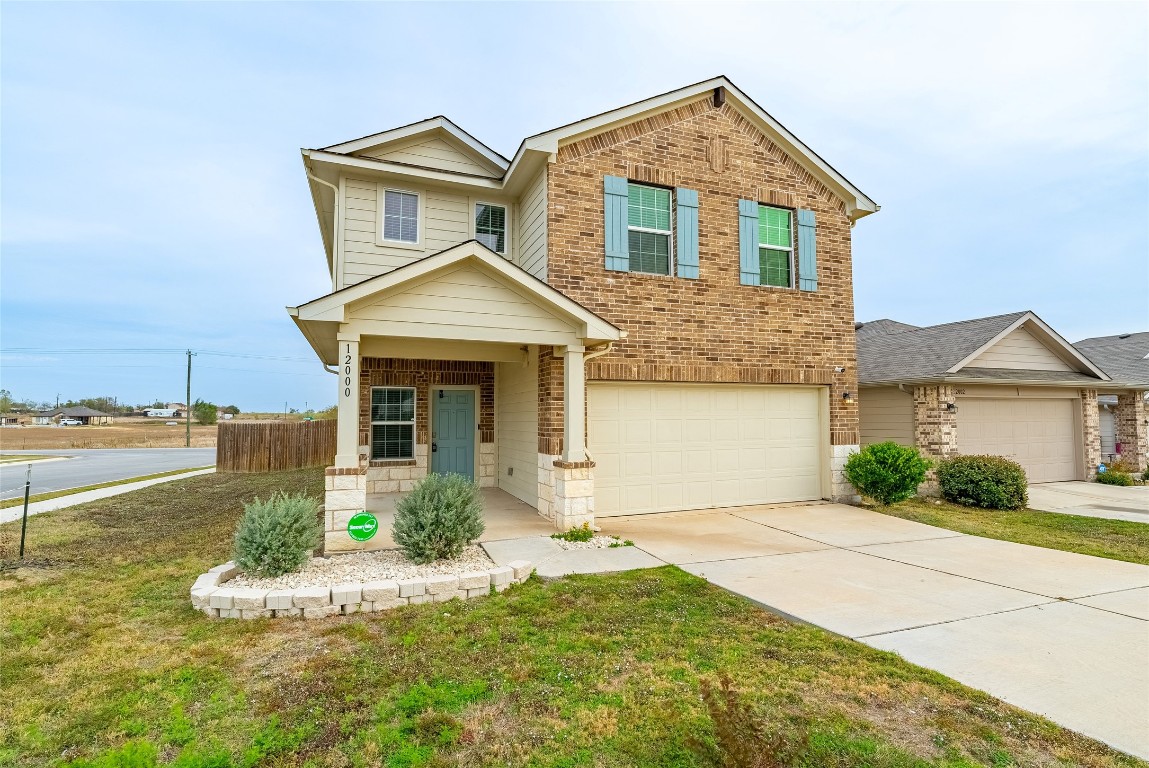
xmin=431 ymin=389 xmax=476 ymax=480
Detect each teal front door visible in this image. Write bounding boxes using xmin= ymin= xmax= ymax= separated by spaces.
xmin=431 ymin=389 xmax=476 ymax=480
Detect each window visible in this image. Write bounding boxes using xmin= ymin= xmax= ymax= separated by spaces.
xmin=370 ymin=387 xmax=415 ymax=460
xmin=474 ymin=203 xmax=507 ymax=254
xmin=627 ymin=184 xmax=672 ymax=275
xmin=758 ymin=206 xmax=792 ymax=288
xmin=382 ymin=190 xmax=419 ymax=243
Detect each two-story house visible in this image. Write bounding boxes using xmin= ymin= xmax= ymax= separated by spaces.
xmin=288 ymin=77 xmax=879 ymax=552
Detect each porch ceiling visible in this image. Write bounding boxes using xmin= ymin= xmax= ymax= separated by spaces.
xmin=288 ymin=241 xmax=622 ymax=365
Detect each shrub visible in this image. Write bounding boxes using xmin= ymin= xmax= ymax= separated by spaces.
xmin=233 ymin=492 xmax=322 ymax=577
xmin=192 ymin=398 xmax=218 ymax=425
xmin=392 ymin=473 xmax=484 ymax=563
xmin=937 ymin=455 xmax=1028 ymax=510
xmin=1096 ymin=470 xmax=1134 ymax=486
xmin=843 ymin=442 xmax=931 ymax=505
xmin=551 ymin=522 xmax=595 ymax=542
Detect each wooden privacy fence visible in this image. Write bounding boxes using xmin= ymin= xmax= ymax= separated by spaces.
xmin=217 ymin=420 xmax=337 ymax=473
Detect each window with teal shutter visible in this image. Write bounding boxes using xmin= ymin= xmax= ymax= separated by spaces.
xmin=797 ymin=209 xmax=817 ymax=291
xmin=604 ymin=175 xmax=629 ymax=271
xmin=676 ymin=187 xmax=699 ymax=279
xmin=627 ymin=184 xmax=672 ymax=275
xmin=757 ymin=206 xmax=793 ymax=288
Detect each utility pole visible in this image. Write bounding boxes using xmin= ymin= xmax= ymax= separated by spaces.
xmin=185 ymin=349 xmax=196 ymax=448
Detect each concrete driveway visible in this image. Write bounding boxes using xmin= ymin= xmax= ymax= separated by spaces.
xmin=1028 ymin=481 xmax=1148 ymax=523
xmin=600 ymin=502 xmax=1149 ymax=759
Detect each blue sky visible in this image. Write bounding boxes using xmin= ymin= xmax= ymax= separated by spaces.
xmin=2 ymin=2 xmax=1146 ymax=411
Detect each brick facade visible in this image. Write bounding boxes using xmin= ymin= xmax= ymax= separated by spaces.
xmin=1114 ymin=390 xmax=1147 ymax=472
xmin=545 ymin=94 xmax=859 ymax=446
xmin=1081 ymin=389 xmax=1101 ymax=478
xmin=359 ymin=358 xmax=494 ymax=447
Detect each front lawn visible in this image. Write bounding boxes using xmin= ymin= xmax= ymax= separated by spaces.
xmin=872 ymin=497 xmax=1149 ymax=565
xmin=1 ymin=469 xmax=1143 ymax=767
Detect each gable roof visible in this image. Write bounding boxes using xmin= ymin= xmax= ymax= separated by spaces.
xmin=319 ymin=116 xmax=509 ymax=176
xmin=1074 ymin=331 xmax=1149 ymax=387
xmin=857 ymin=311 xmax=1110 ymax=385
xmin=35 ymin=406 xmax=111 ymax=418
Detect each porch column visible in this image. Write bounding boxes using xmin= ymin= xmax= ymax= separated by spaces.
xmin=325 ymin=333 xmax=370 ymax=554
xmin=335 ymin=336 xmax=361 ymax=468
xmin=552 ymin=345 xmax=595 ymax=531
xmin=1115 ymin=390 xmax=1148 ymax=472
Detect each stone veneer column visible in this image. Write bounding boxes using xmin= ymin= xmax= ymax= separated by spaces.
xmin=552 ymin=459 xmax=595 ymax=530
xmin=324 ymin=467 xmax=370 ymax=553
xmin=1080 ymin=389 xmax=1101 ymax=478
xmin=913 ymin=385 xmax=959 ymax=494
xmin=829 ymin=445 xmax=860 ymax=503
xmin=1114 ymin=390 xmax=1147 ymax=472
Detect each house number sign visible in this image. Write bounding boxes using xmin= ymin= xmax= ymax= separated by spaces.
xmin=343 ymin=343 xmax=353 ymax=398
xmin=347 ymin=511 xmax=378 ymax=542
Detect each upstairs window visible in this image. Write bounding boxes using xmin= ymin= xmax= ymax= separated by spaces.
xmin=758 ymin=206 xmax=792 ymax=288
xmin=370 ymin=387 xmax=415 ymax=460
xmin=474 ymin=203 xmax=507 ymax=254
xmin=382 ymin=190 xmax=419 ymax=243
xmin=627 ymin=184 xmax=672 ymax=275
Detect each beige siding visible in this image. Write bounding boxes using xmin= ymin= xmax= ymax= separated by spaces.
xmin=517 ymin=167 xmax=547 ymax=280
xmin=340 ymin=178 xmax=471 ymax=288
xmin=859 ymin=386 xmax=914 ymax=446
xmin=357 ymin=136 xmax=496 ymax=177
xmin=496 ymin=348 xmax=539 ymax=507
xmin=965 ymin=326 xmax=1074 ymax=372
xmin=351 ymin=264 xmax=576 ymax=339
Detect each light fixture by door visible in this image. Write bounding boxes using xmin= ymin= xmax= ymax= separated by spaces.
xmin=842 ymin=391 xmax=855 ymax=403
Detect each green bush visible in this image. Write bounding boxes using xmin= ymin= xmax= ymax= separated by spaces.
xmin=937 ymin=455 xmax=1028 ymax=510
xmin=392 ymin=473 xmax=484 ymax=563
xmin=843 ymin=442 xmax=931 ymax=505
xmin=1097 ymin=470 xmax=1134 ymax=486
xmin=233 ymin=491 xmax=322 ymax=577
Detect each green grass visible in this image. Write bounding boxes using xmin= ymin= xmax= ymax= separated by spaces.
xmin=0 ymin=466 xmax=213 ymax=509
xmin=872 ymin=497 xmax=1149 ymax=565
xmin=1 ymin=469 xmax=1143 ymax=768
xmin=0 ymin=454 xmax=58 ymax=464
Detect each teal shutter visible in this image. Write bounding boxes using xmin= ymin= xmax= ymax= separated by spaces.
xmin=738 ymin=199 xmax=760 ymax=285
xmin=797 ymin=208 xmax=817 ymax=291
xmin=604 ymin=175 xmax=629 ymax=271
xmin=676 ymin=187 xmax=699 ymax=279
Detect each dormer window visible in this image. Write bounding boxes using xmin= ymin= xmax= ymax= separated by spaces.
xmin=382 ymin=190 xmax=419 ymax=243
xmin=475 ymin=203 xmax=507 ymax=255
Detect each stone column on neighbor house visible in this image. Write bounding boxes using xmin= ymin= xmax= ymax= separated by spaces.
xmin=325 ymin=334 xmax=367 ymax=552
xmin=1081 ymin=389 xmax=1101 ymax=479
xmin=913 ymin=385 xmax=959 ymax=494
xmin=1114 ymin=390 xmax=1147 ymax=472
xmin=829 ymin=445 xmax=860 ymax=503
xmin=551 ymin=345 xmax=595 ymax=530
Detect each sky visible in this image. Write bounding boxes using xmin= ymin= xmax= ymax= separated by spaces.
xmin=2 ymin=1 xmax=1146 ymax=411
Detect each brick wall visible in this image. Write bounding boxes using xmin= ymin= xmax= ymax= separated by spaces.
xmin=1081 ymin=389 xmax=1101 ymax=478
xmin=1114 ymin=390 xmax=1146 ymax=472
xmin=546 ymin=94 xmax=859 ymax=444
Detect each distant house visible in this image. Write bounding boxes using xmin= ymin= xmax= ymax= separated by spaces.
xmin=145 ymin=408 xmax=179 ymax=418
xmin=0 ymin=416 xmax=19 ymax=426
xmin=33 ymin=406 xmax=115 ymax=426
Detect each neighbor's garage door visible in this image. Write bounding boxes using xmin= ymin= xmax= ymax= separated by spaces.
xmin=588 ymin=384 xmax=823 ymax=516
xmin=957 ymin=398 xmax=1077 ymax=483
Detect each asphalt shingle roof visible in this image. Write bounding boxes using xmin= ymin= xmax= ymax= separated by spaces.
xmin=1074 ymin=332 xmax=1149 ymax=387
xmin=857 ymin=312 xmax=1028 ymax=383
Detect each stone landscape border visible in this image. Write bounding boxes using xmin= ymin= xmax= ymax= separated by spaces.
xmin=189 ymin=559 xmax=534 ymax=619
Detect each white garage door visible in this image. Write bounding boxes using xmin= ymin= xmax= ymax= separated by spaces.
xmin=957 ymin=398 xmax=1077 ymax=483
xmin=588 ymin=384 xmax=824 ymax=516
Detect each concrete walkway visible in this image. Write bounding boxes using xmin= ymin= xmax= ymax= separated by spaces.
xmin=1027 ymin=481 xmax=1148 ymax=523
xmin=0 ymin=468 xmax=216 ymax=524
xmin=594 ymin=502 xmax=1149 ymax=760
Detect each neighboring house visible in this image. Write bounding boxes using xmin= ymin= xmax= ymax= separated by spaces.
xmin=856 ymin=311 xmax=1146 ymax=483
xmin=0 ymin=416 xmax=19 ymax=426
xmin=145 ymin=408 xmax=180 ymax=418
xmin=32 ymin=406 xmax=115 ymax=426
xmin=289 ymin=76 xmax=879 ymax=552
xmin=1074 ymin=332 xmax=1149 ymax=468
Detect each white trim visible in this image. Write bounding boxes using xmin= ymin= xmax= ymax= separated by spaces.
xmin=429 ymin=384 xmax=482 ymax=481
xmin=471 ymin=199 xmax=510 ymax=256
xmin=947 ymin=312 xmax=1111 ymax=380
xmin=376 ymin=185 xmax=424 ymax=250
xmin=626 ymin=182 xmax=674 ymax=276
xmin=757 ymin=204 xmax=795 ymax=290
xmin=369 ymin=385 xmax=417 ymax=461
xmin=321 ymin=117 xmax=510 ymax=172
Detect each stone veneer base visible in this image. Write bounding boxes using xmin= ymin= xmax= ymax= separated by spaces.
xmin=189 ymin=559 xmax=534 ymax=619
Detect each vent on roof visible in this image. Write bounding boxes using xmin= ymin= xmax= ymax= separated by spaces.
xmin=1118 ymin=334 xmax=1131 ymax=339
xmin=854 ymin=322 xmax=864 ymax=330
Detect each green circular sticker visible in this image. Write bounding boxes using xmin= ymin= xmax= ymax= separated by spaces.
xmin=347 ymin=511 xmax=378 ymax=542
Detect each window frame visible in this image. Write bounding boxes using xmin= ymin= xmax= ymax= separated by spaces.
xmin=472 ymin=200 xmax=510 ymax=256
xmin=369 ymin=386 xmax=416 ymax=461
xmin=756 ymin=204 xmax=795 ymax=289
xmin=626 ymin=182 xmax=675 ymax=276
xmin=375 ymin=185 xmax=424 ymax=250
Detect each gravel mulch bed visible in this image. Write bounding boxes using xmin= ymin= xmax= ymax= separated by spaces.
xmin=227 ymin=544 xmax=495 ymax=589
xmin=553 ymin=535 xmax=632 ymax=551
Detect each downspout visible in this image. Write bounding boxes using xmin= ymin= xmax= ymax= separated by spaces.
xmin=579 ymin=342 xmax=614 ymax=462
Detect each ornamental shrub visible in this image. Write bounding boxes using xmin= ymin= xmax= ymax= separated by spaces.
xmin=1096 ymin=470 xmax=1134 ymax=487
xmin=843 ymin=442 xmax=931 ymax=505
xmin=233 ymin=491 xmax=322 ymax=577
xmin=937 ymin=455 xmax=1028 ymax=510
xmin=393 ymin=473 xmax=484 ymax=564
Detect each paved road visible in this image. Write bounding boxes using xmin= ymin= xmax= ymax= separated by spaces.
xmin=597 ymin=503 xmax=1149 ymax=759
xmin=1028 ymin=481 xmax=1148 ymax=523
xmin=0 ymin=448 xmax=217 ymax=500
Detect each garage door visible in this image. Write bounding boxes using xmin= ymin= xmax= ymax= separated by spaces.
xmin=588 ymin=384 xmax=824 ymax=516
xmin=957 ymin=398 xmax=1077 ymax=483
